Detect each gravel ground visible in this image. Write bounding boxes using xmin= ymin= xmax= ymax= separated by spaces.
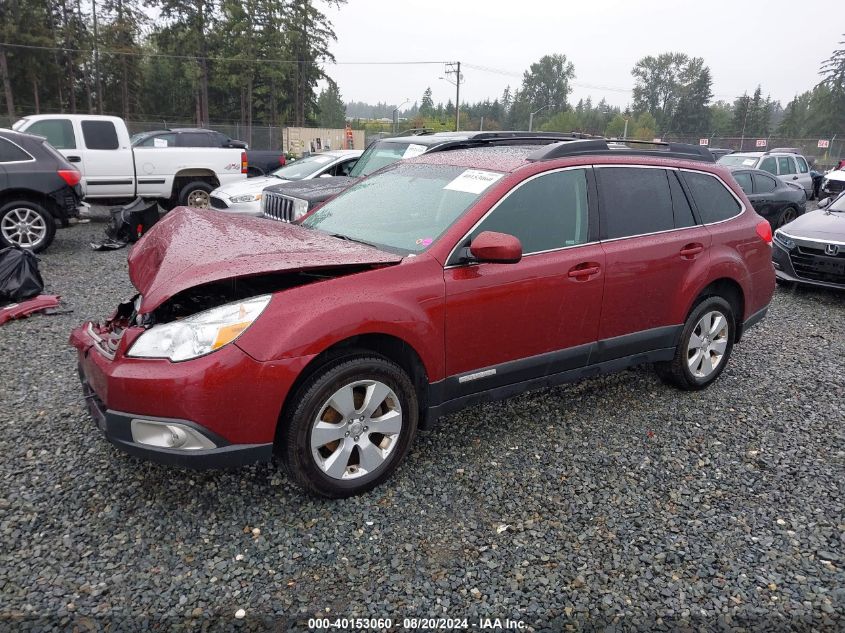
xmin=1 ymin=213 xmax=844 ymax=632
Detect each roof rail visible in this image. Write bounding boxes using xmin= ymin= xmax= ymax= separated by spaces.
xmin=527 ymin=139 xmax=715 ymax=163
xmin=427 ymin=135 xmax=584 ymax=154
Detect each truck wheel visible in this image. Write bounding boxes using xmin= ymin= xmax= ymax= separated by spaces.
xmin=655 ymin=296 xmax=735 ymax=391
xmin=280 ymin=354 xmax=418 ymax=498
xmin=0 ymin=201 xmax=56 ymax=252
xmin=178 ymin=181 xmax=214 ymax=209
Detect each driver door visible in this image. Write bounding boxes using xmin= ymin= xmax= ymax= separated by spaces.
xmin=443 ymin=167 xmax=604 ymax=398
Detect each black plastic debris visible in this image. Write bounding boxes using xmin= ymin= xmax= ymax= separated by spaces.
xmin=91 ymin=197 xmax=160 ymax=250
xmin=0 ymin=246 xmax=44 ymax=305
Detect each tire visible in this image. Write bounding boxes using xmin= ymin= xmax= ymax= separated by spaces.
xmin=177 ymin=181 xmax=214 ymax=208
xmin=655 ymin=296 xmax=735 ymax=391
xmin=775 ymin=205 xmax=798 ymax=229
xmin=280 ymin=354 xmax=418 ymax=498
xmin=0 ymin=200 xmax=56 ymax=253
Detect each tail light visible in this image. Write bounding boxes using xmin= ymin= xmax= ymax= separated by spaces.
xmin=279 ymin=155 xmax=286 ymax=166
xmin=241 ymin=151 xmax=248 ymax=174
xmin=58 ymin=169 xmax=81 ymax=186
xmin=756 ymin=220 xmax=772 ymax=246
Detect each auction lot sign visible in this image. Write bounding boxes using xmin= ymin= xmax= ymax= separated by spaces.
xmin=699 ymin=138 xmax=709 ymax=146
xmin=818 ymin=139 xmax=830 ymax=149
xmin=756 ymin=139 xmax=767 ymax=148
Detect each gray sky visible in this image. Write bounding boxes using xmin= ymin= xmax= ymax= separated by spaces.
xmin=323 ymin=0 xmax=843 ymax=109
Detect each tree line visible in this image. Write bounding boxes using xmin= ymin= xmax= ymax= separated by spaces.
xmin=0 ymin=0 xmax=348 ymax=143
xmin=358 ymin=38 xmax=844 ymax=143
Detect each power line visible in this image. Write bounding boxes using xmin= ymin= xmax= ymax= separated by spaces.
xmin=0 ymin=42 xmax=449 ymax=65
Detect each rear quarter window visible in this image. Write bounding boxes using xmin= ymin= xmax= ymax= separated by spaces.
xmin=81 ymin=120 xmax=120 ymax=150
xmin=0 ymin=138 xmax=33 ymax=162
xmin=682 ymin=171 xmax=742 ymax=224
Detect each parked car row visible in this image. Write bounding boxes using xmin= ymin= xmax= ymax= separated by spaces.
xmin=71 ymin=135 xmax=785 ymax=498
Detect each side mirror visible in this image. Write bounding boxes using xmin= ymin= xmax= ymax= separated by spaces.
xmin=468 ymin=231 xmax=522 ymax=264
xmin=818 ymin=197 xmax=831 ymax=209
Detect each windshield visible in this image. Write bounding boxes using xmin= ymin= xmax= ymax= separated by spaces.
xmin=828 ymin=193 xmax=845 ymax=212
xmin=301 ymin=163 xmax=502 ymax=254
xmin=270 ymin=154 xmax=338 ymax=180
xmin=348 ymin=140 xmax=427 ymax=177
xmin=718 ymin=155 xmax=759 ymax=167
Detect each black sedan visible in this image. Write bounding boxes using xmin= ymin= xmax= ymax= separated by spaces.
xmin=0 ymin=129 xmax=82 ymax=252
xmin=727 ymin=166 xmax=806 ymax=229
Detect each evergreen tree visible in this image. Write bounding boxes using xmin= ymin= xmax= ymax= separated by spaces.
xmin=316 ymin=79 xmax=345 ymax=128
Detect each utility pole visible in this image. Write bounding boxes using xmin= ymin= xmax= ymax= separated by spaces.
xmin=445 ymin=62 xmax=461 ymax=131
xmin=91 ymin=0 xmax=103 ymax=114
xmin=623 ymin=118 xmax=629 ymax=140
xmin=528 ymin=104 xmax=550 ymax=132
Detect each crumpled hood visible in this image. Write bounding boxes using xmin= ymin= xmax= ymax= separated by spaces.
xmin=824 ymin=169 xmax=845 ymax=183
xmin=128 ymin=206 xmax=403 ymax=313
xmin=214 ymin=176 xmax=288 ymax=198
xmin=263 ymin=176 xmax=358 ymax=202
xmin=781 ymin=209 xmax=845 ymax=241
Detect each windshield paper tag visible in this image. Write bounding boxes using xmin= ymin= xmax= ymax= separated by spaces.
xmin=402 ymin=144 xmax=427 ymax=159
xmin=444 ymin=169 xmax=504 ymax=194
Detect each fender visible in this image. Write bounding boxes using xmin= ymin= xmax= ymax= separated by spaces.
xmin=236 ymin=255 xmax=446 ymax=382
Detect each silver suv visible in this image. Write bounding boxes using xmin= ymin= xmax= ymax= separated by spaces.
xmin=718 ymin=151 xmax=813 ymax=197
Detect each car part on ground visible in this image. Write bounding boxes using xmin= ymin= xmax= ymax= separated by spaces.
xmin=70 ymin=139 xmax=775 ymax=497
xmin=0 ymin=293 xmax=63 ymax=325
xmin=772 ymin=194 xmax=845 ymax=290
xmin=0 ymin=246 xmax=44 ymax=303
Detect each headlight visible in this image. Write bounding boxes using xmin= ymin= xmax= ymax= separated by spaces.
xmin=230 ymin=193 xmax=262 ymax=204
xmin=773 ymin=231 xmax=796 ymax=250
xmin=292 ymin=198 xmax=309 ymax=220
xmin=127 ymin=295 xmax=271 ymax=361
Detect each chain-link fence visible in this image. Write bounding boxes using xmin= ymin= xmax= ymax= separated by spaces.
xmin=659 ymin=136 xmax=844 ymax=169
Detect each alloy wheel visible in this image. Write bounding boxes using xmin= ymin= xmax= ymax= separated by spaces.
xmin=187 ymin=190 xmax=211 ymax=208
xmin=1 ymin=207 xmax=47 ymax=249
xmin=687 ymin=310 xmax=729 ymax=379
xmin=310 ymin=379 xmax=403 ymax=480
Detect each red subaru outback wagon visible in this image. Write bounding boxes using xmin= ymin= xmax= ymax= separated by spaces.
xmin=71 ymin=139 xmax=775 ymax=497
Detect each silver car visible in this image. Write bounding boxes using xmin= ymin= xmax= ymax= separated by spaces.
xmin=209 ymin=150 xmax=362 ymax=216
xmin=718 ymin=151 xmax=813 ymax=197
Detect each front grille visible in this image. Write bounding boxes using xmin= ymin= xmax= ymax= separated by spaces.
xmin=789 ymin=250 xmax=845 ymax=284
xmin=797 ymin=245 xmax=845 ymax=259
xmin=263 ymin=192 xmax=295 ymax=222
xmin=210 ymin=196 xmax=229 ymax=209
xmin=823 ymin=180 xmax=845 ymax=194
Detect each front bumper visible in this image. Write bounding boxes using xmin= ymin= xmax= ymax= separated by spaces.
xmin=71 ymin=321 xmax=313 ymax=469
xmin=821 ymin=179 xmax=845 ymax=197
xmin=772 ymin=237 xmax=845 ymax=290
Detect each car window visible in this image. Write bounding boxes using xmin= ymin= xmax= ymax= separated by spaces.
xmin=302 ymin=163 xmax=498 ymax=254
xmin=796 ymin=156 xmax=809 ymax=174
xmin=0 ymin=137 xmax=33 ymax=162
xmin=270 ymin=153 xmax=340 ymax=180
xmin=668 ymin=170 xmax=696 ymax=228
xmin=759 ymin=157 xmax=777 ymax=175
xmin=81 ymin=120 xmax=119 ymax=150
xmin=778 ymin=156 xmax=796 ymax=175
xmin=718 ymin=155 xmax=757 ymax=168
xmin=348 ymin=141 xmax=421 ymax=177
xmin=752 ymin=173 xmax=777 ymax=193
xmin=137 ymin=133 xmax=177 ymax=147
xmin=25 ymin=119 xmax=76 ymax=149
xmin=331 ymin=158 xmax=357 ymax=177
xmin=177 ymin=132 xmax=215 ymax=147
xmin=682 ymin=171 xmax=742 ymax=223
xmin=598 ymin=167 xmax=675 ymax=239
xmin=732 ymin=171 xmax=753 ymax=195
xmin=470 ymin=169 xmax=589 ymax=255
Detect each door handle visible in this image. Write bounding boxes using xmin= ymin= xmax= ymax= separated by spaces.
xmin=792 ymin=175 xmax=798 ymax=180
xmin=568 ymin=262 xmax=601 ymax=279
xmin=67 ymin=155 xmax=81 ymax=163
xmin=680 ymin=243 xmax=704 ymax=258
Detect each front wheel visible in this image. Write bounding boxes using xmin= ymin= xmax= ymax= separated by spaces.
xmin=280 ymin=355 xmax=419 ymax=498
xmin=655 ymin=296 xmax=735 ymax=391
xmin=775 ymin=205 xmax=798 ymax=228
xmin=0 ymin=201 xmax=56 ymax=252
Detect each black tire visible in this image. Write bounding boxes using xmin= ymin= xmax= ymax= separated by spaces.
xmin=0 ymin=200 xmax=56 ymax=253
xmin=280 ymin=354 xmax=418 ymax=498
xmin=775 ymin=205 xmax=798 ymax=229
xmin=177 ymin=181 xmax=214 ymax=208
xmin=655 ymin=296 xmax=735 ymax=391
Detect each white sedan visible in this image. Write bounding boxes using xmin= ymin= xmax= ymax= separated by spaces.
xmin=209 ymin=149 xmax=362 ymax=216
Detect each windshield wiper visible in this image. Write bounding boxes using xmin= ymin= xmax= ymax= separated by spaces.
xmin=329 ymin=233 xmax=377 ymax=248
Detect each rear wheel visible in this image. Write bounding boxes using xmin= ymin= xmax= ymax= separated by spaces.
xmin=0 ymin=201 xmax=56 ymax=252
xmin=177 ymin=181 xmax=214 ymax=208
xmin=775 ymin=205 xmax=798 ymax=228
xmin=655 ymin=296 xmax=735 ymax=391
xmin=281 ymin=355 xmax=418 ymax=498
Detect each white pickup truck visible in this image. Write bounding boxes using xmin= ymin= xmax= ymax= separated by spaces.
xmin=12 ymin=114 xmax=247 ymax=208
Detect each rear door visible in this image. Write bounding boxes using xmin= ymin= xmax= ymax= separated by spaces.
xmin=443 ymin=167 xmax=604 ymax=396
xmin=596 ymin=166 xmax=711 ymax=360
xmin=776 ymin=155 xmax=800 ymax=190
xmin=794 ymin=155 xmax=812 ymax=195
xmin=750 ymin=172 xmax=779 ymax=220
xmin=78 ymin=119 xmax=135 ymax=197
